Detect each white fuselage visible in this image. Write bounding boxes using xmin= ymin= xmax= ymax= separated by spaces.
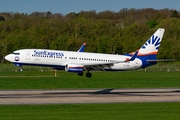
xmin=5 ymin=49 xmax=143 ymax=71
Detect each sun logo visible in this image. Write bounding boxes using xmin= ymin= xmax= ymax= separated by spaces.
xmin=141 ymin=35 xmax=161 ymax=51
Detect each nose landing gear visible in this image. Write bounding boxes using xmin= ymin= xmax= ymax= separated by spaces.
xmin=19 ymin=66 xmax=23 ymax=72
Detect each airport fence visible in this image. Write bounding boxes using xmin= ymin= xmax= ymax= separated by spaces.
xmin=0 ymin=63 xmax=53 ymax=72
xmin=0 ymin=61 xmax=179 ymax=72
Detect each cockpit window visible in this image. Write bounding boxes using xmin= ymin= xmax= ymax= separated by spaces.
xmin=12 ymin=52 xmax=20 ymax=55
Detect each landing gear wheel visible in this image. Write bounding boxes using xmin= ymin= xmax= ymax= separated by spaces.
xmin=19 ymin=67 xmax=23 ymax=72
xmin=86 ymin=72 xmax=92 ymax=78
xmin=78 ymin=72 xmax=83 ymax=76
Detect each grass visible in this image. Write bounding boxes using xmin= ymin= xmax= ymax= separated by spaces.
xmin=0 ymin=103 xmax=180 ymax=120
xmin=0 ymin=70 xmax=180 ymax=89
xmin=0 ymin=64 xmax=180 ymax=120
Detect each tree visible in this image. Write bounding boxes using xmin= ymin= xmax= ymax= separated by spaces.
xmin=170 ymin=10 xmax=180 ymax=18
xmin=1 ymin=9 xmax=180 ymax=62
xmin=146 ymin=20 xmax=157 ymax=28
xmin=0 ymin=16 xmax=5 ymax=21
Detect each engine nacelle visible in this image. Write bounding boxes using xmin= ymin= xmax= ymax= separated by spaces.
xmin=65 ymin=64 xmax=84 ymax=73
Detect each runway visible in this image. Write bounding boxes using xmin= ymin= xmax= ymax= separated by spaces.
xmin=0 ymin=88 xmax=180 ymax=105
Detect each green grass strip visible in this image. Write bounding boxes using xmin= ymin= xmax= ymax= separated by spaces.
xmin=0 ymin=103 xmax=180 ymax=120
xmin=0 ymin=71 xmax=180 ymax=89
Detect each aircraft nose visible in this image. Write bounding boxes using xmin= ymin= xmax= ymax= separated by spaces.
xmin=5 ymin=54 xmax=12 ymax=62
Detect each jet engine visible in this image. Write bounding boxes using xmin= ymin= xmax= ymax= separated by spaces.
xmin=65 ymin=64 xmax=84 ymax=72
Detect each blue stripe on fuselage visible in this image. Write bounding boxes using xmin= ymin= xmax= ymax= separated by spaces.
xmin=125 ymin=54 xmax=157 ymax=68
xmin=136 ymin=54 xmax=157 ymax=68
xmin=13 ymin=62 xmax=65 ymax=70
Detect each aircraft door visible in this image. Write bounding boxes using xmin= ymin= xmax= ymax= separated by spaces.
xmin=26 ymin=50 xmax=30 ymax=60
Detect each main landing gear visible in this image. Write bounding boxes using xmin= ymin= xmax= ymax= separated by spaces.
xmin=77 ymin=72 xmax=92 ymax=78
xmin=78 ymin=72 xmax=83 ymax=76
xmin=86 ymin=72 xmax=92 ymax=78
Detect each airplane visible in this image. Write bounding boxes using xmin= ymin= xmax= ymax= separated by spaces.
xmin=5 ymin=42 xmax=86 ymax=71
xmin=5 ymin=28 xmax=165 ymax=78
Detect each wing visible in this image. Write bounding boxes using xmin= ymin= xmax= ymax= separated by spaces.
xmin=77 ymin=43 xmax=86 ymax=52
xmin=83 ymin=62 xmax=115 ymax=71
xmin=65 ymin=50 xmax=139 ymax=72
xmin=82 ymin=51 xmax=139 ymax=71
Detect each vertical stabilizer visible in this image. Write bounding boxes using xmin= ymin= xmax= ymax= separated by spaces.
xmin=138 ymin=28 xmax=165 ymax=57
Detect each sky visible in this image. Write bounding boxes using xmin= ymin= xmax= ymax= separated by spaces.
xmin=0 ymin=0 xmax=180 ymax=15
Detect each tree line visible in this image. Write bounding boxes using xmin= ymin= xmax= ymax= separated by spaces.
xmin=0 ymin=8 xmax=180 ymax=62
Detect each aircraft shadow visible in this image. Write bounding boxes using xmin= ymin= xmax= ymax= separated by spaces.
xmin=43 ymin=89 xmax=180 ymax=96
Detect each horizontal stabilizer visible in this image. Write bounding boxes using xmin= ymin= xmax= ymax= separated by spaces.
xmin=146 ymin=59 xmax=175 ymax=62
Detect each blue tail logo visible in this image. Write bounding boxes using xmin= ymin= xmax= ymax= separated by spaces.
xmin=138 ymin=28 xmax=165 ymax=56
xmin=141 ymin=35 xmax=161 ymax=50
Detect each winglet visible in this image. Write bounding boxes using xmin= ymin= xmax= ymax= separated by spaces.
xmin=78 ymin=42 xmax=86 ymax=52
xmin=126 ymin=50 xmax=139 ymax=61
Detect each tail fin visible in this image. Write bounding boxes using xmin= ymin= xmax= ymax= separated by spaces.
xmin=138 ymin=28 xmax=165 ymax=59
